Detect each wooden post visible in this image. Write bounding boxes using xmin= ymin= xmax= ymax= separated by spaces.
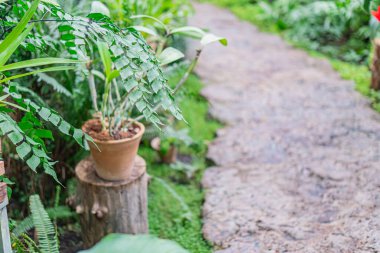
xmin=74 ymin=156 xmax=148 ymax=248
xmin=0 ymin=143 xmax=11 ymax=253
xmin=371 ymin=38 xmax=380 ymax=90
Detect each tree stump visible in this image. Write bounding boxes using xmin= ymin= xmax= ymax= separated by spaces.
xmin=75 ymin=155 xmax=148 ymax=248
xmin=371 ymin=38 xmax=380 ymax=90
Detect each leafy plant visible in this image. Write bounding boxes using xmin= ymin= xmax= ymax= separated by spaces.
xmin=12 ymin=205 xmax=74 ymax=237
xmin=11 ymin=194 xmax=61 ymax=253
xmin=0 ymin=0 xmax=91 ymax=181
xmin=70 ymin=1 xmax=227 ymax=138
xmin=155 ymin=126 xmax=193 ymax=155
xmin=101 ymin=0 xmax=193 ymax=28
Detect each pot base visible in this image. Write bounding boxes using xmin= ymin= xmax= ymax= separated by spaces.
xmin=76 ymin=155 xmax=146 ymax=185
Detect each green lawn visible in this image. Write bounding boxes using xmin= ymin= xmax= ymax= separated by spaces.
xmin=140 ymin=73 xmax=221 ymax=253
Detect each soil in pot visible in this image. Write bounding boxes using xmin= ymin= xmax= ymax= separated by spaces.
xmin=82 ymin=119 xmax=141 ymax=141
xmin=82 ymin=119 xmax=145 ymax=181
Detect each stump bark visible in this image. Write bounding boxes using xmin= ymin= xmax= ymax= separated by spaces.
xmin=371 ymin=38 xmax=380 ymax=90
xmin=75 ymin=156 xmax=148 ymax=248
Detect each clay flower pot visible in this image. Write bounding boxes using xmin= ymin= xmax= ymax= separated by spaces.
xmin=83 ymin=120 xmax=145 ymax=181
xmin=151 ymin=137 xmax=178 ymax=164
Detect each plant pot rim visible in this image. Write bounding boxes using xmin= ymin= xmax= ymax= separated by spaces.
xmin=83 ymin=119 xmax=145 ymax=145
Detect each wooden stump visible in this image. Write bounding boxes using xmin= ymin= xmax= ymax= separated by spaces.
xmin=75 ymin=156 xmax=148 ymax=248
xmin=371 ymin=38 xmax=380 ymax=90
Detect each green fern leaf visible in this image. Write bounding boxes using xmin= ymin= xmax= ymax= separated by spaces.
xmin=29 ymin=195 xmax=59 ymax=253
xmin=12 ymin=206 xmax=74 ymax=237
xmin=36 ymin=72 xmax=73 ymax=97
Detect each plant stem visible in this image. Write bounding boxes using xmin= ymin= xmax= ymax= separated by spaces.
xmin=173 ymin=48 xmax=202 ymax=95
xmin=156 ymin=38 xmax=167 ymax=56
xmin=101 ymin=80 xmax=112 ymax=130
xmin=113 ymin=79 xmax=121 ymax=101
xmin=87 ymin=68 xmax=99 ymax=112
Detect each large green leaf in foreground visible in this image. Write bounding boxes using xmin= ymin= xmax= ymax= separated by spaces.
xmin=79 ymin=234 xmax=189 ymax=253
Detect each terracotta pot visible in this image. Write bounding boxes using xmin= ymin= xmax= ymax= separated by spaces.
xmin=160 ymin=146 xmax=177 ymax=164
xmin=83 ymin=121 xmax=145 ymax=181
xmin=151 ymin=137 xmax=178 ymax=164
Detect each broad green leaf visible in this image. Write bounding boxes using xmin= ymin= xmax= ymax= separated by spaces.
xmin=79 ymin=234 xmax=189 ymax=253
xmin=91 ymin=1 xmax=110 ymax=16
xmin=132 ymin=26 xmax=158 ymax=37
xmin=73 ymin=129 xmax=84 ymax=146
xmin=16 ymin=142 xmax=32 ymax=160
xmin=97 ymin=42 xmax=112 ymax=78
xmin=158 ymin=47 xmax=184 ymax=66
xmin=0 ymin=66 xmax=76 ymax=84
xmin=0 ymin=25 xmax=34 ymax=66
xmin=34 ymin=129 xmax=54 ymax=140
xmin=0 ymin=58 xmax=83 ymax=72
xmin=0 ymin=0 xmax=40 ymax=58
xmin=0 ymin=100 xmax=29 ymax=112
xmin=0 ymin=94 xmax=10 ymax=102
xmin=41 ymin=0 xmax=59 ymax=5
xmin=38 ymin=107 xmax=52 ymax=120
xmin=58 ymin=120 xmax=71 ymax=135
xmin=130 ymin=15 xmax=167 ymax=31
xmin=170 ymin=26 xmax=206 ymax=39
xmin=125 ymin=78 xmax=138 ymax=92
xmin=48 ymin=114 xmax=61 ymax=126
xmin=8 ymin=131 xmax=24 ymax=145
xmin=26 ymin=155 xmax=40 ymax=171
xmin=106 ymin=70 xmax=120 ymax=83
xmin=201 ymin=34 xmax=228 ymax=46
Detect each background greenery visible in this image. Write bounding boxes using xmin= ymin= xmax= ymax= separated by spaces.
xmin=200 ymin=0 xmax=380 ymax=111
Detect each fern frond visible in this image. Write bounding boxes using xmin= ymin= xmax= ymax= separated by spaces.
xmin=36 ymin=72 xmax=73 ymax=97
xmin=29 ymin=195 xmax=59 ymax=253
xmin=12 ymin=205 xmax=74 ymax=237
xmin=21 ymin=234 xmax=40 ymax=253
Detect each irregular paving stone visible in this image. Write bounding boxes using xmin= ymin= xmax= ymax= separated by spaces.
xmin=189 ymin=2 xmax=380 ymax=252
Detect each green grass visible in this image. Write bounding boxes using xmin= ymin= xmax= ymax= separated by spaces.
xmin=140 ymin=73 xmax=221 ymax=253
xmin=200 ymin=0 xmax=376 ymax=108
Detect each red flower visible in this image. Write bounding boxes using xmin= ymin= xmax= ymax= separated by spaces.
xmin=372 ymin=6 xmax=380 ymax=22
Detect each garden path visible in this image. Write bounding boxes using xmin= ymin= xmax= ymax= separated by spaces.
xmin=190 ymin=2 xmax=380 ymax=252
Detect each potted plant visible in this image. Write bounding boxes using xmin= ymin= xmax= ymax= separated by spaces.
xmin=43 ymin=3 xmax=227 ymax=181
xmin=0 ymin=0 xmax=90 ymax=183
xmin=150 ymin=126 xmax=193 ymax=164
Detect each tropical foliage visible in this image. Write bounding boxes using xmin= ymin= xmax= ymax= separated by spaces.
xmin=1 ymin=0 xmax=226 ymax=251
xmin=0 ymin=0 xmax=90 ymax=181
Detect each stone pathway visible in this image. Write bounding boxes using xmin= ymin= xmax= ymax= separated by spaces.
xmin=190 ymin=3 xmax=380 ymax=253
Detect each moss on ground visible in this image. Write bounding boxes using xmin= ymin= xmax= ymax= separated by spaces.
xmin=141 ymin=73 xmax=221 ymax=253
